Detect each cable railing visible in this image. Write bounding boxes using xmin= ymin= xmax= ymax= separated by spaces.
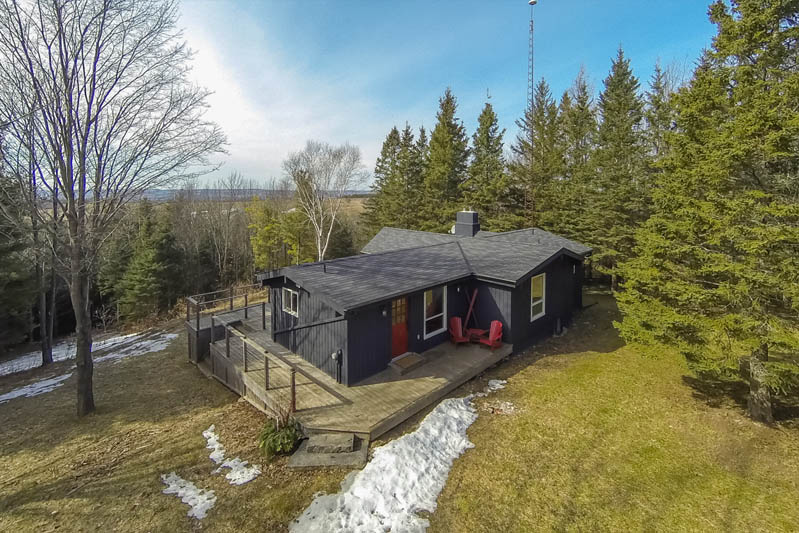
xmin=185 ymin=283 xmax=269 ymax=332
xmin=210 ymin=315 xmax=297 ymax=414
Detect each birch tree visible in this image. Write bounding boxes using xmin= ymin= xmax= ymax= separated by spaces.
xmin=283 ymin=141 xmax=366 ymax=262
xmin=0 ymin=0 xmax=225 ymax=416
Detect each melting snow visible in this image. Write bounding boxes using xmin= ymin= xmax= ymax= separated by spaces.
xmin=290 ymin=379 xmax=508 ymax=533
xmin=0 ymin=373 xmax=72 ymax=404
xmin=203 ymin=425 xmax=261 ymax=485
xmin=93 ymin=333 xmax=178 ymax=364
xmin=0 ymin=332 xmax=177 ymax=405
xmin=161 ymin=472 xmax=217 ymax=520
xmin=0 ymin=332 xmax=174 ymax=377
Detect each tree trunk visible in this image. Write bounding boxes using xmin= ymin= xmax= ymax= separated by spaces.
xmin=747 ymin=343 xmax=773 ymax=424
xmin=38 ymin=264 xmax=53 ymax=366
xmin=611 ymin=273 xmax=619 ymax=292
xmin=71 ymin=265 xmax=94 ymax=416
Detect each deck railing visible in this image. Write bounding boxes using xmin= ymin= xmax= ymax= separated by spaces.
xmin=210 ymin=315 xmax=297 ymax=414
xmin=186 ymin=283 xmax=269 ymax=329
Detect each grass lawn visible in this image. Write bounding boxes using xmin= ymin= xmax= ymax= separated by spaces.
xmin=2 ymin=294 xmax=797 ymax=532
xmin=0 ymin=326 xmax=343 ymax=532
xmin=431 ymin=292 xmax=799 ymax=532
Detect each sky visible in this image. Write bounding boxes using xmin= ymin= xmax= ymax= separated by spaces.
xmin=179 ymin=0 xmax=718 ymax=186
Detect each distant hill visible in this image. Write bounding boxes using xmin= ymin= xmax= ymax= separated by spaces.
xmin=136 ymin=189 xmax=372 ymax=203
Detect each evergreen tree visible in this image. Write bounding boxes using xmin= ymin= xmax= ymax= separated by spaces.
xmin=363 ymin=127 xmax=401 ymax=234
xmin=115 ymin=200 xmax=183 ymax=320
xmin=591 ymin=47 xmax=649 ymax=288
xmin=552 ymin=68 xmax=598 ymax=243
xmin=509 ymin=78 xmax=563 ymax=228
xmin=644 ymin=61 xmax=675 ymax=159
xmin=0 ymin=172 xmax=35 ymax=349
xmin=462 ymin=101 xmax=509 ymax=229
xmin=408 ymin=126 xmax=429 ymax=230
xmin=420 ymin=88 xmax=469 ymax=232
xmin=617 ymin=0 xmax=799 ymax=423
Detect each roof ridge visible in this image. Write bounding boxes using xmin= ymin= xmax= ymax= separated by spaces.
xmin=455 ymin=240 xmax=475 ymax=275
xmin=380 ymin=226 xmax=455 ymax=238
xmin=298 ymin=239 xmax=462 ymax=268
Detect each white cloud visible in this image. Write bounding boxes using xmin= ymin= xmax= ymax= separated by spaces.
xmin=179 ymin=3 xmax=392 ymax=185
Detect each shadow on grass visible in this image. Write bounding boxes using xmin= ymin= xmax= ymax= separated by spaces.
xmin=0 ymin=330 xmax=242 ymax=460
xmin=682 ymin=372 xmax=799 ymax=425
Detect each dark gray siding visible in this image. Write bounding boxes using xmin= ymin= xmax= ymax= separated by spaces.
xmin=511 ymin=255 xmax=583 ymax=352
xmin=407 ymin=283 xmax=467 ymax=353
xmin=270 ymin=278 xmax=348 ymax=383
xmin=467 ymin=281 xmax=513 ymax=343
xmin=346 ymin=303 xmax=392 ymax=384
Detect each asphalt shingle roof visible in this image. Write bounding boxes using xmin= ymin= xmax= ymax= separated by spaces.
xmin=267 ymin=223 xmax=592 ymax=312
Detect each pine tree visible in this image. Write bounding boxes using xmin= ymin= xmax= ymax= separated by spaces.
xmin=509 ymin=78 xmax=563 ymax=228
xmin=551 ymin=68 xmax=598 ymax=243
xmin=644 ymin=61 xmax=675 ymax=159
xmin=617 ymin=0 xmax=799 ymax=423
xmin=0 ymin=172 xmax=35 ymax=349
xmin=420 ymin=88 xmax=469 ymax=232
xmin=591 ymin=47 xmax=649 ymax=288
xmin=116 ymin=200 xmax=183 ymax=320
xmin=363 ymin=127 xmax=401 ymax=234
xmin=408 ymin=126 xmax=429 ymax=230
xmin=462 ymin=101 xmax=508 ymax=229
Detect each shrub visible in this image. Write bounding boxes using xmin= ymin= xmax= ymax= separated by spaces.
xmin=258 ymin=418 xmax=302 ymax=458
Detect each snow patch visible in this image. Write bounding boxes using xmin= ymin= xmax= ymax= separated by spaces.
xmin=161 ymin=472 xmax=216 ymax=520
xmin=291 ymin=377 xmax=510 ymax=533
xmin=93 ymin=333 xmax=178 ymax=364
xmin=203 ymin=425 xmax=261 ymax=485
xmin=0 ymin=373 xmax=72 ymax=404
xmin=0 ymin=331 xmax=176 ymax=377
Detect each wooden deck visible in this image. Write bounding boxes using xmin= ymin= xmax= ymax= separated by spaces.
xmin=199 ymin=307 xmax=512 ymax=440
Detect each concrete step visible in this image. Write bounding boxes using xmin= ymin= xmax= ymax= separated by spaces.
xmin=288 ymin=434 xmax=368 ymax=469
xmin=306 ymin=432 xmax=356 ymax=454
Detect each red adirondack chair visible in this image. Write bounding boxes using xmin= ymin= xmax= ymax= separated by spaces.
xmin=478 ymin=320 xmax=503 ymax=350
xmin=449 ymin=317 xmax=470 ymax=345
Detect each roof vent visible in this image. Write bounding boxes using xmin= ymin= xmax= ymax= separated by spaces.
xmin=454 ymin=210 xmax=480 ymax=237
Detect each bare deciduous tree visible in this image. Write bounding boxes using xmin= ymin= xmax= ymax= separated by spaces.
xmin=283 ymin=141 xmax=366 ymax=262
xmin=0 ymin=0 xmax=225 ymax=416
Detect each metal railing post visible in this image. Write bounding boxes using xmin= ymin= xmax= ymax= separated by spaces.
xmin=244 ymin=293 xmax=248 ymax=319
xmin=210 ymin=317 xmax=215 ymax=343
xmin=261 ymin=301 xmax=266 ymax=330
xmin=186 ymin=300 xmax=190 ymax=322
xmin=225 ymin=327 xmax=230 ymax=358
xmin=264 ymin=355 xmax=270 ymax=390
xmin=195 ymin=303 xmax=200 ymax=332
xmin=290 ymin=368 xmax=296 ymax=413
xmin=229 ymin=287 xmax=234 ymax=311
xmin=243 ymin=340 xmax=248 ymax=371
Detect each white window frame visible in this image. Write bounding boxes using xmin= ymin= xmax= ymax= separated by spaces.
xmin=423 ymin=285 xmax=447 ymax=339
xmin=530 ymin=273 xmax=546 ymax=322
xmin=282 ymin=287 xmax=299 ymax=317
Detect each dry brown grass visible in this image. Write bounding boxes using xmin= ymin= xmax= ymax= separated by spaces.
xmin=0 ymin=326 xmax=343 ymax=532
xmin=430 ymin=293 xmax=799 ymax=532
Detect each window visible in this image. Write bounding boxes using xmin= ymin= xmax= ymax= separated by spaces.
xmin=530 ymin=273 xmax=545 ymax=321
xmin=282 ymin=287 xmax=299 ymax=317
xmin=423 ymin=286 xmax=447 ymax=338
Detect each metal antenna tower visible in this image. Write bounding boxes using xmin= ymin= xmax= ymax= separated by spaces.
xmin=527 ymin=0 xmax=537 ymax=113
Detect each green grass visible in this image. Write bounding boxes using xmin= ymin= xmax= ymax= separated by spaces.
xmin=0 ymin=326 xmax=344 ymax=532
xmin=431 ymin=293 xmax=799 ymax=533
xmin=2 ymin=295 xmax=797 ymax=532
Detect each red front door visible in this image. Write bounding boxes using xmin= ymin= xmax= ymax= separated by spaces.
xmin=391 ymin=297 xmax=408 ymax=358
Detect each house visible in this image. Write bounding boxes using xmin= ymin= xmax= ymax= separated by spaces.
xmin=258 ymin=211 xmax=591 ymax=386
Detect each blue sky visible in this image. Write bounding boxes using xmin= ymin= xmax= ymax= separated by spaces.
xmin=180 ymin=1 xmax=717 ymax=185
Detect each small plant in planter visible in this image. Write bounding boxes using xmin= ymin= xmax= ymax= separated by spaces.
xmin=258 ymin=403 xmax=303 ymax=458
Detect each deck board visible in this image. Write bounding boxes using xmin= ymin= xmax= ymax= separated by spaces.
xmin=203 ymin=307 xmax=512 ymax=439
